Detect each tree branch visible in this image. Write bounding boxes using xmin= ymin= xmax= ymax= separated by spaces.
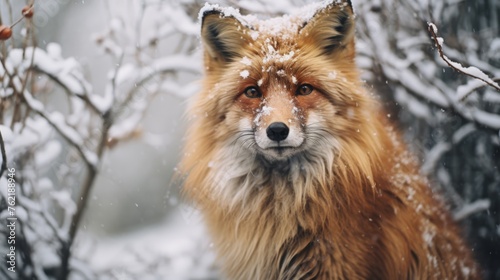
xmin=0 ymin=128 xmax=6 ymax=178
xmin=428 ymin=22 xmax=500 ymax=93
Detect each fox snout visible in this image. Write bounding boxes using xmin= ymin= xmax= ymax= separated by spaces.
xmin=266 ymin=122 xmax=289 ymax=142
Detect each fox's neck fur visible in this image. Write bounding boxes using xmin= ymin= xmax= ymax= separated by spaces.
xmin=191 ymin=115 xmax=407 ymax=279
xmin=181 ymin=1 xmax=479 ymax=279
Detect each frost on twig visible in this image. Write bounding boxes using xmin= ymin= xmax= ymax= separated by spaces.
xmin=428 ymin=22 xmax=500 ymax=95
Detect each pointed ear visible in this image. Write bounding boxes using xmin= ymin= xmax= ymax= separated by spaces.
xmin=300 ymin=1 xmax=355 ymax=58
xmin=201 ymin=10 xmax=250 ymax=65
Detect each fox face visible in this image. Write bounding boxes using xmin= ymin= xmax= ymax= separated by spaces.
xmin=198 ymin=1 xmax=369 ymax=163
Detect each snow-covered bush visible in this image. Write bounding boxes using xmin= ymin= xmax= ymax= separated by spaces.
xmin=0 ymin=1 xmax=201 ymax=278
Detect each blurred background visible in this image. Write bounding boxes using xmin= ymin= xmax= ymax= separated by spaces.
xmin=0 ymin=0 xmax=499 ymax=279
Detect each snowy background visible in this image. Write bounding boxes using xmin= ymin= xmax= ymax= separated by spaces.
xmin=0 ymin=0 xmax=499 ymax=279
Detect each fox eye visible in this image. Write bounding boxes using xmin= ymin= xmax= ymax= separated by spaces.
xmin=244 ymin=86 xmax=262 ymax=98
xmin=297 ymin=84 xmax=313 ymax=96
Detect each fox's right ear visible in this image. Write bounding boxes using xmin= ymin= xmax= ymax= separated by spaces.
xmin=201 ymin=11 xmax=249 ymax=64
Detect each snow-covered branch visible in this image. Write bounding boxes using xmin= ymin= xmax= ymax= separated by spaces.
xmin=1 ymin=0 xmax=206 ymax=278
xmin=453 ymin=199 xmax=491 ymax=221
xmin=428 ymin=22 xmax=500 ymax=93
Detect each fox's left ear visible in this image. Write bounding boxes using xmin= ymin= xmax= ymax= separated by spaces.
xmin=300 ymin=1 xmax=355 ymax=58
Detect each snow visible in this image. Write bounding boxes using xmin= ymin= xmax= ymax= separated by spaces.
xmin=328 ymin=71 xmax=338 ymax=79
xmin=0 ymin=177 xmax=8 ymax=202
xmin=263 ymin=49 xmax=295 ymax=65
xmin=82 ymin=150 xmax=99 ymax=168
xmin=421 ymin=142 xmax=451 ymax=175
xmin=47 ymin=42 xmax=63 ymax=59
xmin=429 ymin=22 xmax=500 ymax=91
xmin=470 ymin=109 xmax=500 ymax=130
xmin=9 ymin=118 xmax=51 ymax=154
xmin=451 ymin=124 xmax=475 ymax=143
xmin=240 ymin=70 xmax=250 ymax=79
xmin=254 ymin=104 xmax=274 ymax=126
xmin=456 ymin=79 xmax=485 ymax=101
xmin=49 ymin=112 xmax=83 ymax=146
xmin=250 ymin=30 xmax=259 ymax=40
xmin=436 ymin=37 xmax=444 ymax=46
xmin=422 ymin=225 xmax=436 ymax=248
xmin=261 ymin=105 xmax=274 ymax=115
xmin=113 ymin=63 xmax=135 ymax=85
xmin=0 ymin=125 xmax=13 ymax=142
xmin=34 ymin=140 xmax=62 ymax=167
xmin=77 ymin=209 xmax=217 ymax=279
xmin=429 ymin=22 xmax=438 ymax=34
xmin=394 ymin=87 xmax=431 ymax=120
xmin=199 ymin=1 xmax=344 ymax=42
xmin=240 ymin=56 xmax=252 ymax=66
xmin=23 ymin=90 xmax=46 ymax=112
xmin=51 ymin=190 xmax=77 ymax=216
xmin=33 ymin=243 xmax=61 ymax=268
xmin=444 ymin=54 xmax=500 ymax=89
xmin=453 ymin=199 xmax=491 ymax=221
xmin=90 ymin=88 xmax=114 ymax=114
xmin=484 ymin=90 xmax=500 ymax=103
xmin=108 ymin=112 xmax=142 ymax=140
xmin=17 ymin=46 xmax=90 ymax=96
xmin=394 ymin=68 xmax=449 ymax=107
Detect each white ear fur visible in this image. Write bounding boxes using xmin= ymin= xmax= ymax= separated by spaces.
xmin=201 ymin=11 xmax=250 ymax=63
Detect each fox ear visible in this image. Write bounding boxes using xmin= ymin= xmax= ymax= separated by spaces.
xmin=201 ymin=11 xmax=250 ymax=64
xmin=300 ymin=1 xmax=355 ymax=57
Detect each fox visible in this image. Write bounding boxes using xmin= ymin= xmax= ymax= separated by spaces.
xmin=180 ymin=0 xmax=480 ymax=279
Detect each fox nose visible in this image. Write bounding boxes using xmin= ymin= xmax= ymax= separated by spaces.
xmin=266 ymin=122 xmax=289 ymax=142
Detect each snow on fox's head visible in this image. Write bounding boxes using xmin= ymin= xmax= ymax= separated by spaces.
xmin=197 ymin=0 xmax=367 ymax=162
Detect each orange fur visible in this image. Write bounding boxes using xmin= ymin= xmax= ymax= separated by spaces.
xmin=180 ymin=1 xmax=480 ymax=279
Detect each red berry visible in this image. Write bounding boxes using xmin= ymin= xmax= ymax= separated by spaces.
xmin=22 ymin=6 xmax=34 ymax=18
xmin=0 ymin=26 xmax=12 ymax=40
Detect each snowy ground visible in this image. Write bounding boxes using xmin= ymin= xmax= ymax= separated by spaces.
xmin=74 ymin=207 xmax=219 ymax=280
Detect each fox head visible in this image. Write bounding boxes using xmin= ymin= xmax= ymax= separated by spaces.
xmin=188 ymin=0 xmax=381 ymax=173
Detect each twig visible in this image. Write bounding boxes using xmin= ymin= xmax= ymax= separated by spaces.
xmin=21 ymin=89 xmax=98 ymax=170
xmin=5 ymin=0 xmax=14 ymax=47
xmin=428 ymin=22 xmax=500 ymax=93
xmin=0 ymin=128 xmax=7 ymax=178
xmin=34 ymin=67 xmax=102 ymax=116
xmin=59 ymin=118 xmax=110 ymax=280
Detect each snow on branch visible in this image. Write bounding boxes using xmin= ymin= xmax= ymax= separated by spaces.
xmin=428 ymin=22 xmax=500 ymax=95
xmin=21 ymin=89 xmax=99 ymax=169
xmin=453 ymin=199 xmax=491 ymax=221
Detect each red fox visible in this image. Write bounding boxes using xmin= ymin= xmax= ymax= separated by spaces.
xmin=180 ymin=1 xmax=480 ymax=279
